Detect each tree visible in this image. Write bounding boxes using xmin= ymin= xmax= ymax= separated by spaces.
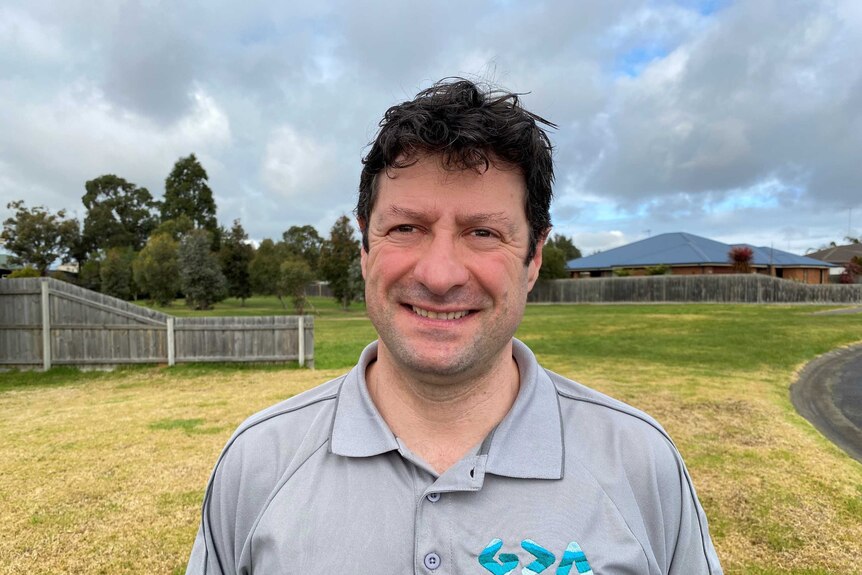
xmin=78 ymin=259 xmax=101 ymax=292
xmin=151 ymin=215 xmax=195 ymax=242
xmin=839 ymin=256 xmax=862 ymax=284
xmin=728 ymin=246 xmax=754 ymax=273
xmin=319 ymin=215 xmax=361 ymax=309
xmin=283 ymin=225 xmax=323 ymax=275
xmin=279 ymin=258 xmax=314 ymax=314
xmin=161 ymin=154 xmax=218 ymax=233
xmin=82 ymin=174 xmax=157 ymax=254
xmin=249 ymin=238 xmax=289 ymax=306
xmin=178 ymin=229 xmax=227 ymax=310
xmin=1 ymin=201 xmax=80 ymax=275
xmin=545 ymin=233 xmax=582 ymax=262
xmin=219 ymin=220 xmax=254 ymax=305
xmin=134 ymin=233 xmax=180 ymax=306
xmin=539 ymin=244 xmax=568 ymax=280
xmin=100 ymin=247 xmax=137 ymax=300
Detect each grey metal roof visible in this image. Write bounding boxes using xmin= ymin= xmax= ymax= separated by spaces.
xmin=805 ymin=244 xmax=862 ymax=265
xmin=567 ymin=232 xmax=833 ymax=270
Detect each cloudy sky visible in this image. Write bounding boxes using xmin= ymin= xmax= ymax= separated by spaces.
xmin=2 ymin=0 xmax=860 ymax=256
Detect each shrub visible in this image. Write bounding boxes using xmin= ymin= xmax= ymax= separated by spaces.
xmin=646 ymin=264 xmax=671 ymax=275
xmin=729 ymin=246 xmax=754 ymax=273
xmin=8 ymin=265 xmax=41 ymax=278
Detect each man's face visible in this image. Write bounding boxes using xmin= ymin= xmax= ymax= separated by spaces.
xmin=361 ymin=154 xmax=543 ymax=382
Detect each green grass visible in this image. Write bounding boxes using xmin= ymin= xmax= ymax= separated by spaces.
xmin=138 ymin=294 xmax=367 ymax=319
xmin=2 ymin=300 xmax=862 ymax=574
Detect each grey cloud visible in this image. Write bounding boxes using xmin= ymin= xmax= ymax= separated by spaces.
xmin=580 ymin=0 xmax=862 ymax=212
xmin=2 ymin=0 xmax=861 ymax=256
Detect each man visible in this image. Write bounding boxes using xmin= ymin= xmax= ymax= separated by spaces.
xmin=186 ymin=79 xmax=723 ymax=574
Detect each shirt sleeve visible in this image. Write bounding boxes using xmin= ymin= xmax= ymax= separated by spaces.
xmin=184 ymin=440 xmax=247 ymax=575
xmin=667 ymin=460 xmax=724 ymax=575
xmin=185 ymin=523 xmax=223 ymax=575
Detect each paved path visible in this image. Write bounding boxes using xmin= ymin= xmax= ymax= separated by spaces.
xmin=791 ymin=344 xmax=862 ymax=464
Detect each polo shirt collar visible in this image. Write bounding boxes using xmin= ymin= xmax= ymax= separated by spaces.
xmin=329 ymin=342 xmax=399 ymax=457
xmin=329 ymin=339 xmax=564 ymax=480
xmin=483 ymin=339 xmax=563 ymax=480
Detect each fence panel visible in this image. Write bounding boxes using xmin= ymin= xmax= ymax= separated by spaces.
xmin=0 ymin=278 xmax=314 ymax=369
xmin=173 ymin=316 xmax=314 ymax=367
xmin=529 ymin=275 xmax=862 ymax=304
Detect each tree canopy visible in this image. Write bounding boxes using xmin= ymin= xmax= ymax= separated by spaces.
xmin=82 ymin=174 xmax=157 ymax=254
xmin=219 ymin=220 xmax=254 ymax=305
xmin=319 ymin=215 xmax=361 ymax=309
xmin=134 ymin=233 xmax=180 ymax=306
xmin=1 ymin=201 xmax=80 ymax=275
xmin=545 ymin=233 xmax=582 ymax=262
xmin=249 ymin=238 xmax=289 ymax=306
xmin=161 ymin=154 xmax=218 ymax=233
xmin=178 ymin=229 xmax=227 ymax=310
xmin=100 ymin=247 xmax=137 ymax=300
xmin=283 ymin=225 xmax=323 ymax=275
xmin=539 ymin=244 xmax=568 ymax=280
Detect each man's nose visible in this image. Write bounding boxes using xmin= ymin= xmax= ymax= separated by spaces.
xmin=412 ymin=234 xmax=470 ymax=295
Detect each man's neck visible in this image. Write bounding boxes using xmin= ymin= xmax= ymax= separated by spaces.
xmin=365 ymin=343 xmax=521 ymax=474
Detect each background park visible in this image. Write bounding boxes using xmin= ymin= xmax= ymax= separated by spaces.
xmin=1 ymin=137 xmax=862 ymax=575
xmin=3 ymin=2 xmax=862 ymax=572
xmin=1 ymin=288 xmax=862 ymax=573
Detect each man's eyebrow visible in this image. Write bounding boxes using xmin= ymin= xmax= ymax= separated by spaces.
xmin=380 ymin=206 xmax=518 ymax=230
xmin=380 ymin=205 xmax=427 ymax=221
xmin=458 ymin=211 xmax=513 ymax=226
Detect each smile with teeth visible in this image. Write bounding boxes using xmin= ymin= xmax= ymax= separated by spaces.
xmin=411 ymin=305 xmax=471 ymax=320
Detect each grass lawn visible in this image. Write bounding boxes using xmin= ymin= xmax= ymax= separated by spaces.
xmin=2 ymin=300 xmax=862 ymax=574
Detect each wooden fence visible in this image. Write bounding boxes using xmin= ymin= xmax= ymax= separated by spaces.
xmin=528 ymin=274 xmax=862 ymax=304
xmin=0 ymin=278 xmax=313 ymax=370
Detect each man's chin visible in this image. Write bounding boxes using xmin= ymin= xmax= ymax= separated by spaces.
xmin=386 ymin=346 xmax=478 ymax=380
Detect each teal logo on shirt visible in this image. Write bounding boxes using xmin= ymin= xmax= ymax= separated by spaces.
xmin=478 ymin=539 xmax=594 ymax=574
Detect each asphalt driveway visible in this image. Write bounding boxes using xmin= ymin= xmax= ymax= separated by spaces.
xmin=791 ymin=343 xmax=862 ymax=464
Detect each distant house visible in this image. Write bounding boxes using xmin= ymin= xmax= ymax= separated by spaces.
xmin=805 ymin=244 xmax=862 ymax=280
xmin=0 ymin=254 xmax=20 ymax=278
xmin=567 ymin=232 xmax=833 ymax=284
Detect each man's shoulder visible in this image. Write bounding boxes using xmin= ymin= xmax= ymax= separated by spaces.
xmin=546 ymin=369 xmax=670 ymax=439
xmin=209 ymin=373 xmax=348 ymax=499
xmin=227 ymin=374 xmax=345 ymax=450
xmin=239 ymin=375 xmax=343 ymax=431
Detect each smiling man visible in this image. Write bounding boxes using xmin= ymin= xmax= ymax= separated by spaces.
xmin=186 ymin=79 xmax=723 ymax=574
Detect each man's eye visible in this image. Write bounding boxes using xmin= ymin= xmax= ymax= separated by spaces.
xmin=392 ymin=225 xmax=415 ymax=234
xmin=471 ymin=229 xmax=495 ymax=238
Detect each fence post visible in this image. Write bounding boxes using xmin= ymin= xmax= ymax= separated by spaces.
xmin=167 ymin=317 xmax=175 ymax=367
xmin=297 ymin=316 xmax=305 ymax=367
xmin=41 ymin=278 xmax=52 ymax=371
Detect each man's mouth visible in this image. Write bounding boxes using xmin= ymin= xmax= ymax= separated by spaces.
xmin=411 ymin=305 xmax=471 ymax=320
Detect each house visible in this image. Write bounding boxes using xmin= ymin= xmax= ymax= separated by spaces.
xmin=0 ymin=253 xmax=20 ymax=278
xmin=805 ymin=244 xmax=862 ymax=281
xmin=566 ymin=232 xmax=833 ymax=284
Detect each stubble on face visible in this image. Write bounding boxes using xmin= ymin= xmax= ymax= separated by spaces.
xmin=360 ymin=155 xmax=542 ymax=389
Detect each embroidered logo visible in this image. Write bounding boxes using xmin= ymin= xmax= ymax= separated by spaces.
xmin=478 ymin=539 xmax=594 ymax=575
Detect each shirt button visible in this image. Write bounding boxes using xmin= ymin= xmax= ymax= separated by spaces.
xmin=426 ymin=492 xmax=441 ymax=503
xmin=424 ymin=552 xmax=441 ymax=570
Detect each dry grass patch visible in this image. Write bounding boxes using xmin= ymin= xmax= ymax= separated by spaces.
xmin=0 ymin=367 xmax=343 ymax=575
xmin=4 ymin=303 xmax=862 ymax=574
xmin=539 ymin=362 xmax=862 ymax=574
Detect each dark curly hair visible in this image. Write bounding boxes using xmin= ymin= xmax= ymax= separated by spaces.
xmin=356 ymin=78 xmax=556 ymax=263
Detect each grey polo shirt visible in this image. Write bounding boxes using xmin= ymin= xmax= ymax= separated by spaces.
xmin=186 ymin=339 xmax=723 ymax=574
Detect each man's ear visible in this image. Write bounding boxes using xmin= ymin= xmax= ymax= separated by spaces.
xmin=526 ymin=229 xmax=548 ymax=290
